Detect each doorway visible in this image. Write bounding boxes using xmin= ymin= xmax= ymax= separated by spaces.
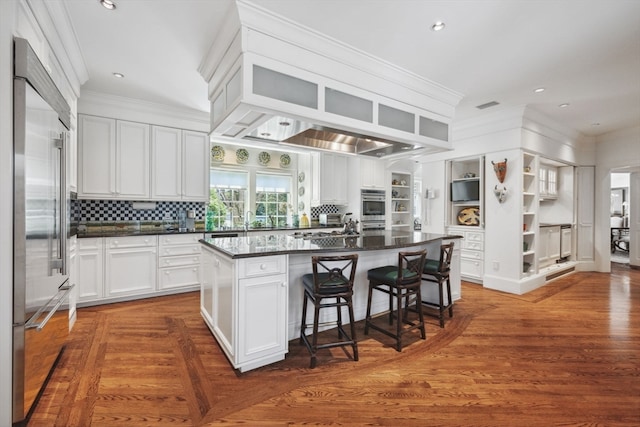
xmin=610 ymin=172 xmax=631 ymax=266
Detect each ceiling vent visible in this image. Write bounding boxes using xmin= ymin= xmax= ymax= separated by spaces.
xmin=476 ymin=101 xmax=500 ymax=110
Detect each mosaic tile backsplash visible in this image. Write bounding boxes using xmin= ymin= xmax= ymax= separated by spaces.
xmin=72 ymin=199 xmax=206 ymax=222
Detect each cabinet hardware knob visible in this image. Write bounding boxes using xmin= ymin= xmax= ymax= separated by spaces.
xmin=260 ymin=264 xmax=267 ymax=270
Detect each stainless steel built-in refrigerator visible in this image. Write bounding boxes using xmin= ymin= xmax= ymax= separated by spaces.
xmin=12 ymin=37 xmax=73 ymax=425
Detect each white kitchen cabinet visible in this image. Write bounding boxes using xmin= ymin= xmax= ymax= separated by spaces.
xmin=200 ymin=247 xmax=288 ymax=372
xmin=561 ymin=226 xmax=572 ymax=258
xmin=151 ymin=126 xmax=209 ymax=201
xmin=539 ymin=225 xmax=561 ymax=268
xmin=78 ymin=115 xmax=149 ymax=199
xmin=539 ymin=164 xmax=558 ymax=200
xmin=360 ymin=157 xmax=386 ymax=190
xmin=448 ymin=227 xmax=484 ymax=282
xmin=68 ymin=236 xmax=78 ymax=325
xmin=67 ymin=128 xmax=77 ymax=193
xmin=310 ymin=152 xmax=348 ymax=206
xmin=78 ymin=115 xmax=115 ymax=198
xmin=158 ymin=234 xmax=202 ymax=290
xmin=104 ymin=236 xmax=157 ymax=298
xmin=77 ymin=237 xmax=104 ymax=302
xmin=116 ymin=120 xmax=150 ymax=199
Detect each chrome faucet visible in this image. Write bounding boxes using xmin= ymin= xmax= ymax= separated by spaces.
xmin=244 ymin=211 xmax=253 ymax=231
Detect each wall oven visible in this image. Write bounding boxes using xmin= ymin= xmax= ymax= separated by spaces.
xmin=361 ymin=189 xmax=386 ymax=230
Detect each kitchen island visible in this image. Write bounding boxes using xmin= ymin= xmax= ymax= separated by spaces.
xmin=199 ymin=230 xmax=461 ymax=372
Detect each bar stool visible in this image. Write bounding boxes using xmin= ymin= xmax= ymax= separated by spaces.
xmin=364 ymin=249 xmax=427 ymax=352
xmin=421 ymin=242 xmax=454 ymax=328
xmin=300 ymin=254 xmax=359 ymax=368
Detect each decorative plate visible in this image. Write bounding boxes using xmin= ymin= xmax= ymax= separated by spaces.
xmin=457 ymin=207 xmax=480 ymax=226
xmin=236 ymin=148 xmax=249 ymax=164
xmin=298 ymin=201 xmax=305 ymax=211
xmin=298 ymin=186 xmax=305 ymax=196
xmin=258 ymin=151 xmax=271 ymax=165
xmin=211 ymin=145 xmax=225 ymax=162
xmin=280 ymin=153 xmax=291 ymax=167
xmin=298 ymin=172 xmax=305 ymax=183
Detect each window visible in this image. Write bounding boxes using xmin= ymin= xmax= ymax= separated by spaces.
xmin=209 ymin=169 xmax=248 ymax=229
xmin=255 ymin=173 xmax=292 ymax=227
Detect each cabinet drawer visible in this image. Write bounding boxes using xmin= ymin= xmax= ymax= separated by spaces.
xmin=462 ymin=240 xmax=484 ymax=251
xmin=159 ymin=233 xmax=203 ymax=248
xmin=461 ymin=258 xmax=484 ymax=278
xmin=160 ymin=244 xmax=201 ymax=257
xmin=106 ymin=235 xmax=156 ymax=249
xmin=461 ymin=249 xmax=483 ymax=260
xmin=159 ymin=254 xmax=200 ymax=268
xmin=159 ymin=265 xmax=200 ymax=290
xmin=239 ymin=255 xmax=286 ymax=279
xmin=465 ymin=231 xmax=484 ymax=242
xmin=78 ymin=237 xmax=102 ymax=250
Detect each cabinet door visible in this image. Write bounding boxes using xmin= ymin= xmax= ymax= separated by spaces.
xmin=77 ymin=238 xmax=104 ymax=302
xmin=316 ymin=153 xmax=348 ymax=205
xmin=360 ymin=157 xmax=386 ymax=189
xmin=237 ymin=273 xmax=287 ymax=364
xmin=78 ymin=116 xmax=116 ymax=198
xmin=117 ymin=121 xmax=150 ymax=199
xmin=548 ymin=226 xmax=561 ymax=260
xmin=151 ymin=126 xmax=182 ymax=200
xmin=200 ymin=249 xmax=215 ymax=327
xmin=105 ymin=246 xmax=157 ymax=297
xmin=67 ymin=128 xmax=77 ymax=193
xmin=182 ymin=130 xmax=209 ymax=201
xmin=214 ymin=255 xmax=234 ymax=357
xmin=561 ymin=228 xmax=572 ymax=258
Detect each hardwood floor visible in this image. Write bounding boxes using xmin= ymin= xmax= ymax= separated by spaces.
xmin=29 ymin=264 xmax=639 ymax=426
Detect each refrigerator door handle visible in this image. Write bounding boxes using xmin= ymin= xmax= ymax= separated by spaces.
xmin=52 ymin=133 xmax=67 ymax=275
xmin=25 ymin=283 xmax=74 ymax=331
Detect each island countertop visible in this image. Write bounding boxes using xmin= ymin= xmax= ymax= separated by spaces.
xmin=200 ymin=230 xmax=460 ymax=259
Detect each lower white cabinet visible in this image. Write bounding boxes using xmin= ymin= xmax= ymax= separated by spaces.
xmin=201 ymin=247 xmax=288 ymax=372
xmin=449 ymin=227 xmax=484 ymax=282
xmin=78 ymin=237 xmax=104 ymax=302
xmin=105 ymin=236 xmax=157 ymax=297
xmin=539 ymin=225 xmax=561 ymax=268
xmin=158 ymin=234 xmax=201 ymax=290
xmin=77 ymin=233 xmax=202 ymax=305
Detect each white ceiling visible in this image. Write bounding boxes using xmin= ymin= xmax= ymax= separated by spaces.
xmin=64 ymin=0 xmax=640 ymax=138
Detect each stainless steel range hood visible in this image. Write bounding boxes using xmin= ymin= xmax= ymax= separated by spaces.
xmin=244 ymin=116 xmax=420 ymax=157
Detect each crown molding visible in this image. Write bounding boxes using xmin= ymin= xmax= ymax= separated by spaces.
xmin=79 ymin=91 xmax=209 ymax=131
xmin=25 ymin=0 xmax=88 ymax=98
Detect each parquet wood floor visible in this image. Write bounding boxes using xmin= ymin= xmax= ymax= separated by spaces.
xmin=28 ymin=264 xmax=639 ymax=426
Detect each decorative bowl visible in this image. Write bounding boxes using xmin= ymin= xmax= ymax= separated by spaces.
xmin=211 ymin=145 xmax=225 ymax=162
xmin=258 ymin=151 xmax=271 ymax=165
xmin=236 ymin=148 xmax=249 ymax=164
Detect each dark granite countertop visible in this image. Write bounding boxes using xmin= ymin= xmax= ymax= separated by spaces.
xmin=201 ymin=230 xmax=461 ymax=259
xmin=539 ymin=223 xmax=573 ymax=227
xmin=76 ymin=223 xmax=341 ymax=238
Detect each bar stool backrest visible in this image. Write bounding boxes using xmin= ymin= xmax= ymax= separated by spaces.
xmin=311 ymin=254 xmax=358 ymax=295
xmin=396 ymin=250 xmax=427 ymax=286
xmin=438 ymin=243 xmax=455 ymax=275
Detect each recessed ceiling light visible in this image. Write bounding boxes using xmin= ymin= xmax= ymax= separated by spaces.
xmin=559 ymin=103 xmax=570 ymax=108
xmin=100 ymin=0 xmax=116 ymax=10
xmin=431 ymin=21 xmax=445 ymax=31
xmin=591 ymin=122 xmax=600 ymax=126
xmin=279 ymin=121 xmax=291 ymax=127
xmin=112 ymin=72 xmax=124 ymax=78
xmin=534 ymin=87 xmax=545 ymax=93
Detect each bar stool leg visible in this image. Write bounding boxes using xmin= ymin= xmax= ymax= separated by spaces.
xmin=364 ymin=282 xmax=374 ymax=335
xmin=395 ymin=288 xmax=404 ymax=352
xmin=446 ymin=277 xmax=453 ymax=318
xmin=299 ymin=293 xmax=309 ymax=344
xmin=348 ymin=297 xmax=358 ymax=361
xmin=310 ymin=301 xmax=321 ymax=369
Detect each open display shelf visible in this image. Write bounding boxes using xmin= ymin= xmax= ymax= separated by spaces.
xmin=522 ymin=152 xmax=538 ymax=277
xmin=390 ymin=172 xmax=412 ymax=230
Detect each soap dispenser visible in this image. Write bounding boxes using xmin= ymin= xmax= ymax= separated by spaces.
xmin=300 ymin=213 xmax=310 ymax=228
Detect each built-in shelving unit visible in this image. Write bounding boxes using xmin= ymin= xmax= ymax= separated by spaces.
xmin=522 ymin=152 xmax=538 ymax=277
xmin=390 ymin=172 xmax=412 ymax=230
xmin=447 ymin=156 xmax=485 ymax=283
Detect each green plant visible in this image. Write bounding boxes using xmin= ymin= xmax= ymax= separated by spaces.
xmin=208 ymin=189 xmax=227 ymax=228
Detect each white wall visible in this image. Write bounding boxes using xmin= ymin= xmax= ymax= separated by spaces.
xmin=595 ymin=125 xmax=640 ymax=270
xmin=0 ymin=1 xmax=17 ymax=423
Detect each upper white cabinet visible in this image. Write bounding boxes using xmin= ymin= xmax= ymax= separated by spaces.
xmin=539 ymin=164 xmax=558 ymax=200
xmin=360 ymin=157 xmax=386 ymax=190
xmin=79 ymin=115 xmax=150 ymax=199
xmin=78 ymin=115 xmax=116 ymax=198
xmin=310 ymin=152 xmax=348 ymax=206
xmin=78 ymin=115 xmax=208 ymax=202
xmin=151 ymin=126 xmax=209 ymax=201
